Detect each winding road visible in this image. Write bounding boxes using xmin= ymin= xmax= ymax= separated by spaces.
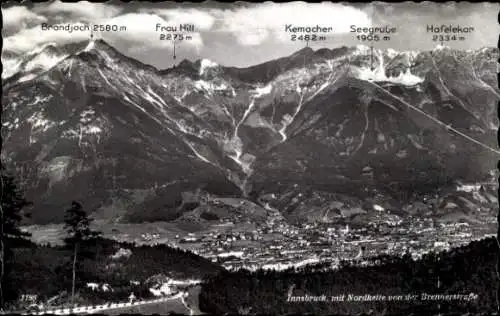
xmin=21 ymin=291 xmax=194 ymax=315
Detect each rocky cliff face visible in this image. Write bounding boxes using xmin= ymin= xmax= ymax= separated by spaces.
xmin=2 ymin=40 xmax=498 ymax=224
xmin=2 ymin=40 xmax=241 ymax=223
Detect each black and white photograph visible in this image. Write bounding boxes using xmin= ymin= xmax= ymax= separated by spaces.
xmin=1 ymin=1 xmax=499 ymax=315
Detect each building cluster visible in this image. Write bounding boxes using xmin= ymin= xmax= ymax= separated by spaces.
xmin=175 ymin=206 xmax=494 ymax=271
xmin=141 ymin=233 xmax=161 ymax=241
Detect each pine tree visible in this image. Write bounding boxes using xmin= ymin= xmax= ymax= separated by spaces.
xmin=0 ymin=169 xmax=32 ymax=310
xmin=63 ymin=201 xmax=101 ymax=307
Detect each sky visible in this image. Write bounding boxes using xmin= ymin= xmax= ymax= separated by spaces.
xmin=2 ymin=1 xmax=499 ymax=69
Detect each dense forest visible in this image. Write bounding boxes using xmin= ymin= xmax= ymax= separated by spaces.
xmin=10 ymin=238 xmax=223 ymax=307
xmin=0 ymin=169 xmax=222 ymax=310
xmin=2 ymin=168 xmax=498 ymax=315
xmin=199 ymin=238 xmax=497 ymax=316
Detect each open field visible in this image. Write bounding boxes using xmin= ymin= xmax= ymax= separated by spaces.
xmin=23 ymin=219 xmax=257 ymax=247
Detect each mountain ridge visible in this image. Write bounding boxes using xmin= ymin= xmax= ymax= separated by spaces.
xmin=3 ymin=38 xmax=497 ymax=85
xmin=2 ymin=39 xmax=499 ymax=225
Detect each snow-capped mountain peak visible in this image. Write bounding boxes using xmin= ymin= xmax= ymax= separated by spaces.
xmin=386 ymin=48 xmax=398 ymax=59
xmin=353 ymin=44 xmax=371 ymax=55
xmin=2 ymin=42 xmax=70 ymax=81
xmin=84 ymin=39 xmax=97 ymax=52
xmin=2 ymin=39 xmax=498 ymax=226
xmin=199 ymin=59 xmax=219 ymax=76
xmin=434 ymin=43 xmax=450 ymax=51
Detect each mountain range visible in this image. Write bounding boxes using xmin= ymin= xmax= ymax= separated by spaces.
xmin=2 ymin=39 xmax=499 ymax=225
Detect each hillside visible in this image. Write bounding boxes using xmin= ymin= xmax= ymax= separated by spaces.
xmin=2 ymin=40 xmax=498 ymax=225
xmin=199 ymin=237 xmax=498 ymax=315
xmin=11 ymin=237 xmax=222 ymax=308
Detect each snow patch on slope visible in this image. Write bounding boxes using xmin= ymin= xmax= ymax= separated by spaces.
xmin=2 ymin=57 xmax=22 ymax=79
xmin=5 ymin=43 xmax=68 ymax=81
xmin=194 ymin=80 xmax=228 ymax=93
xmin=24 ymin=51 xmax=68 ymax=74
xmin=352 ymin=51 xmax=424 ymax=86
xmin=386 ymin=48 xmax=398 ymax=59
xmin=434 ymin=44 xmax=450 ymax=51
xmin=199 ymin=59 xmax=218 ymax=76
xmin=352 ymin=44 xmax=370 ymax=55
xmin=225 ymin=86 xmax=272 ymax=177
xmin=184 ymin=140 xmax=212 ymax=164
xmin=27 ymin=112 xmax=56 ymax=133
xmin=84 ymin=40 xmax=96 ymax=52
xmin=253 ymin=84 xmax=272 ymax=97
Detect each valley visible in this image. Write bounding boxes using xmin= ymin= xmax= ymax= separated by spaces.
xmin=23 ymin=181 xmax=498 ymax=273
xmin=3 ymin=39 xmax=498 ymax=267
xmin=2 ymin=2 xmax=499 ymax=315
